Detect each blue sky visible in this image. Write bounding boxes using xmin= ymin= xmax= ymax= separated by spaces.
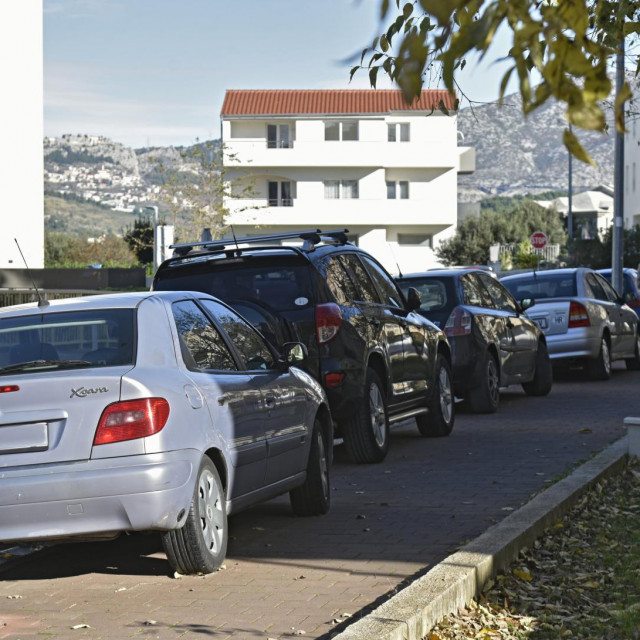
xmin=44 ymin=0 xmax=515 ymax=149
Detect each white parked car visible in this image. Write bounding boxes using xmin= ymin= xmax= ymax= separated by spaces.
xmin=501 ymin=268 xmax=640 ymax=379
xmin=0 ymin=291 xmax=332 ymax=574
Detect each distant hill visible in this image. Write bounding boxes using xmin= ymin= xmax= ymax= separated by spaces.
xmin=457 ymin=91 xmax=615 ymax=202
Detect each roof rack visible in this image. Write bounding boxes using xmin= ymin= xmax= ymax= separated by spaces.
xmin=170 ymin=229 xmax=350 ymax=257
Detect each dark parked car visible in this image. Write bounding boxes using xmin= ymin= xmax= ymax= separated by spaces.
xmin=597 ymin=268 xmax=640 ymax=318
xmin=396 ymin=269 xmax=552 ymax=413
xmin=153 ymin=229 xmax=454 ymax=464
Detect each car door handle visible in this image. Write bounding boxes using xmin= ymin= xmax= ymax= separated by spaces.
xmin=264 ymin=395 xmax=276 ymax=409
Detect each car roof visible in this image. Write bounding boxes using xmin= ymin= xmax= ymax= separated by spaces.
xmin=398 ymin=268 xmax=485 ymax=279
xmin=0 ymin=290 xmax=209 ymax=318
xmin=500 ymin=267 xmax=591 ymax=281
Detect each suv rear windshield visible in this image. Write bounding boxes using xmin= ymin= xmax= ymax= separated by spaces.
xmin=0 ymin=309 xmax=135 ymax=373
xmin=155 ymin=257 xmax=315 ymax=312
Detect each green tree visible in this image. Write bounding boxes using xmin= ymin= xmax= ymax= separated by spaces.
xmin=435 ymin=199 xmax=566 ymax=265
xmin=45 ymin=231 xmax=137 ymax=268
xmin=353 ymin=1 xmax=639 ymax=163
xmin=123 ymin=216 xmax=154 ymax=265
xmin=153 ymin=140 xmax=259 ymax=243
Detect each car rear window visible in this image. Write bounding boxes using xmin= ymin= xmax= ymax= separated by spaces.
xmin=155 ymin=258 xmax=315 ymax=312
xmin=397 ymin=277 xmax=454 ymax=313
xmin=0 ymin=309 xmax=135 ymax=372
xmin=501 ymin=273 xmax=577 ymax=299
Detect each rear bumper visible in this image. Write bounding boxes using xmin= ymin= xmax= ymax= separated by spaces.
xmin=0 ymin=450 xmax=200 ymax=543
xmin=546 ymin=329 xmax=601 ymax=361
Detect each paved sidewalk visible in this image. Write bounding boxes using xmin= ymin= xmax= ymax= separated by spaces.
xmin=0 ymin=367 xmax=638 ymax=639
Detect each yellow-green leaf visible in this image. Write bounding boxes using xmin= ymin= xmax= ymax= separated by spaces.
xmin=563 ymin=127 xmax=596 ymax=166
xmin=513 ymin=569 xmax=533 ymax=582
xmin=567 ymin=102 xmax=605 ymax=131
xmin=615 ymin=81 xmax=633 ymax=132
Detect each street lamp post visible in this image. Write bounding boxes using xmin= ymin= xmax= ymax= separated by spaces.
xmin=612 ymin=40 xmax=625 ymax=295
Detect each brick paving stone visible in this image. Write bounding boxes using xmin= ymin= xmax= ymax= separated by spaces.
xmin=0 ymin=366 xmax=637 ymax=638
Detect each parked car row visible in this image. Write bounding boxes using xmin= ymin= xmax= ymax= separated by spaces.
xmin=7 ymin=231 xmax=628 ymax=577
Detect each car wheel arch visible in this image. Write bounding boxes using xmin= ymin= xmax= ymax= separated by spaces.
xmin=366 ymin=353 xmax=388 ymax=398
xmin=204 ymin=447 xmax=228 ymax=494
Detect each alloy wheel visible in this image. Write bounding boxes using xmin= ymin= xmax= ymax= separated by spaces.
xmin=368 ymin=382 xmax=387 ymax=448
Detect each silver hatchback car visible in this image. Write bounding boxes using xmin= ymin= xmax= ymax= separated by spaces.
xmin=0 ymin=291 xmax=332 ymax=574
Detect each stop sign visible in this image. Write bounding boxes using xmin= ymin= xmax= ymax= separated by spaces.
xmin=530 ymin=231 xmax=548 ymax=249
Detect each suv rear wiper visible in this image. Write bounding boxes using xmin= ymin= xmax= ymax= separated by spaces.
xmin=0 ymin=359 xmax=92 ymax=374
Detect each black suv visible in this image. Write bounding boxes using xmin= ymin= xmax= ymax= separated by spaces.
xmin=153 ymin=229 xmax=454 ymax=464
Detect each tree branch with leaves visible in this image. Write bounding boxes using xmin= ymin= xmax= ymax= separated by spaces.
xmin=352 ymin=0 xmax=639 ymax=163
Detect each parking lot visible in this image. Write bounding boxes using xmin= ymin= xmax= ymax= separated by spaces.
xmin=0 ymin=363 xmax=638 ymax=640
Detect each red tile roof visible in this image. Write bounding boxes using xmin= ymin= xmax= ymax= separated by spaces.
xmin=220 ymin=89 xmax=457 ymax=116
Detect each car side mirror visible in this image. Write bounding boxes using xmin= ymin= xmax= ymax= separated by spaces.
xmin=406 ymin=287 xmax=422 ymax=311
xmin=519 ymin=298 xmax=535 ymax=312
xmin=282 ymin=342 xmax=307 ymax=366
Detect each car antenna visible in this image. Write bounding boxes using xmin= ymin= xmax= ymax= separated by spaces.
xmin=230 ymin=225 xmax=240 ymax=251
xmin=14 ymin=238 xmax=49 ymax=307
xmin=387 ymin=242 xmax=403 ymax=277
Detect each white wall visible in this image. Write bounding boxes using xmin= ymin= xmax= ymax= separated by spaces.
xmin=624 ymin=117 xmax=640 ymax=228
xmin=0 ymin=0 xmax=44 ymax=269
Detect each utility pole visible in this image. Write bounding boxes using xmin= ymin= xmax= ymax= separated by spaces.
xmin=612 ymin=20 xmax=626 ymax=294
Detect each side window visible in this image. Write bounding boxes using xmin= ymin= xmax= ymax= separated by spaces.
xmin=594 ymin=273 xmax=621 ymax=303
xmin=461 ymin=274 xmax=492 ymax=307
xmin=478 ymin=273 xmax=517 ymax=312
xmin=322 ymin=255 xmax=359 ymax=304
xmin=172 ymin=301 xmax=237 ymax=371
xmin=584 ymin=273 xmax=607 ymax=301
xmin=359 ymin=256 xmax=404 ymax=308
xmin=338 ymin=254 xmax=380 ymax=303
xmin=200 ymin=300 xmax=276 ymax=371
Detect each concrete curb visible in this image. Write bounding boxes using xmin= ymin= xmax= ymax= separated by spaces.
xmin=333 ymin=435 xmax=629 ymax=640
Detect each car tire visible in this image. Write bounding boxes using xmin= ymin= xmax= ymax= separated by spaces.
xmin=343 ymin=368 xmax=389 ymax=464
xmin=626 ymin=331 xmax=640 ymax=371
xmin=162 ymin=456 xmax=228 ymax=575
xmin=522 ymin=341 xmax=553 ymax=396
xmin=467 ymin=350 xmax=500 ymax=413
xmin=416 ymin=354 xmax=454 ymax=437
xmin=290 ymin=418 xmax=331 ymax=516
xmin=586 ymin=335 xmax=611 ymax=381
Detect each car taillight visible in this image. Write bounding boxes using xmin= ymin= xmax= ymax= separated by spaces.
xmin=627 ymin=297 xmax=640 ymax=308
xmin=568 ymin=301 xmax=590 ymax=328
xmin=94 ymin=398 xmax=170 ymax=445
xmin=316 ymin=303 xmax=343 ymax=344
xmin=0 ymin=385 xmax=19 ymax=393
xmin=444 ymin=307 xmax=472 ymax=337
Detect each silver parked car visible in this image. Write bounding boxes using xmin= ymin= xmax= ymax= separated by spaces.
xmin=0 ymin=291 xmax=332 ymax=574
xmin=501 ymin=268 xmax=640 ymax=379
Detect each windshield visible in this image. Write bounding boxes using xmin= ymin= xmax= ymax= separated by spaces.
xmin=501 ymin=273 xmax=577 ymax=300
xmin=0 ymin=309 xmax=135 ymax=374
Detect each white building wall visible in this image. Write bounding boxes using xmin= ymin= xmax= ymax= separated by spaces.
xmin=0 ymin=0 xmax=44 ymax=269
xmin=223 ymin=105 xmax=468 ymax=273
xmin=624 ymin=117 xmax=640 ymax=228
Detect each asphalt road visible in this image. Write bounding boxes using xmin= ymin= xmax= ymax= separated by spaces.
xmin=1 ymin=363 xmax=638 ymax=640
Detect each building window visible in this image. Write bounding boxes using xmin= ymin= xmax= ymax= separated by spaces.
xmin=268 ymin=181 xmax=293 ymax=206
xmin=324 ymin=121 xmax=359 ymax=141
xmin=267 ymin=124 xmax=291 ymax=149
xmin=324 ymin=180 xmax=359 ymax=199
xmin=386 ymin=181 xmax=409 ymax=199
xmin=388 ymin=123 xmax=410 ymax=142
xmin=397 ymin=233 xmax=432 ymax=247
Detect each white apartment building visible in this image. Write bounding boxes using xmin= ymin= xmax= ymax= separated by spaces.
xmin=0 ymin=0 xmax=44 ymax=269
xmin=220 ymin=89 xmax=474 ymax=274
xmin=624 ymin=115 xmax=640 ymax=228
